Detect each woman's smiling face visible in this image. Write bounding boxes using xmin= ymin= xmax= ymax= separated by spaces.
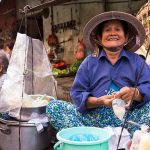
xmin=100 ymin=20 xmax=128 ymax=51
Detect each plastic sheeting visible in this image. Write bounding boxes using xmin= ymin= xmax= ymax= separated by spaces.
xmin=136 ymin=45 xmax=150 ymax=65
xmin=0 ymin=33 xmax=57 ymax=117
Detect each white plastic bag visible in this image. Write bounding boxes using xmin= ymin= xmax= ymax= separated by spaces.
xmin=104 ymin=126 xmax=131 ymax=150
xmin=112 ymin=99 xmax=126 ymax=120
xmin=0 ymin=33 xmax=57 ymax=117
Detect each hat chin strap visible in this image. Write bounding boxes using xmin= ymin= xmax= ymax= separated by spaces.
xmin=124 ymin=36 xmax=134 ymax=47
xmin=91 ymin=37 xmax=103 ymax=46
xmin=103 ymin=46 xmax=124 ymax=52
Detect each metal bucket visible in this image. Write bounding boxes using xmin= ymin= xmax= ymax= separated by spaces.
xmin=0 ymin=118 xmax=57 ymax=150
xmin=13 ymin=95 xmax=55 ymax=121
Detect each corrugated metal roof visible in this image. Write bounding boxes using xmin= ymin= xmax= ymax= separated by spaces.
xmin=24 ymin=0 xmax=73 ymax=13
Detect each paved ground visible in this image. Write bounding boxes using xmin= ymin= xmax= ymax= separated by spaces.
xmin=56 ymin=77 xmax=74 ymax=102
xmin=47 ymin=144 xmax=55 ymax=150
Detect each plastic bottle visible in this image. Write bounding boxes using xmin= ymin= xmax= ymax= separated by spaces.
xmin=138 ymin=132 xmax=150 ymax=150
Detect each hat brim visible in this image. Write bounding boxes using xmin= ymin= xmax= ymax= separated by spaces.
xmin=83 ymin=11 xmax=146 ymax=52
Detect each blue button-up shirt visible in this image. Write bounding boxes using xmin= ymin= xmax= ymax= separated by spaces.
xmin=70 ymin=49 xmax=150 ymax=113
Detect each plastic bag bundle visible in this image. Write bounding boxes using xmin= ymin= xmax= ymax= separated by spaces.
xmin=0 ymin=33 xmax=57 ymax=117
xmin=69 ymin=133 xmax=100 ymax=142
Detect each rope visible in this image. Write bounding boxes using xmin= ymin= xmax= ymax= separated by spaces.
xmin=116 ymin=0 xmax=150 ymax=150
xmin=19 ymin=5 xmax=30 ymax=150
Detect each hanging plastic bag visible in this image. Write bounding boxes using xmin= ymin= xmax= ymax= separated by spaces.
xmin=0 ymin=33 xmax=57 ymax=117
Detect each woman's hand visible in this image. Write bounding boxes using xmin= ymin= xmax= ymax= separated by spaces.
xmin=113 ymin=86 xmax=136 ymax=107
xmin=86 ymin=95 xmax=114 ymax=108
xmin=97 ymin=95 xmax=114 ymax=107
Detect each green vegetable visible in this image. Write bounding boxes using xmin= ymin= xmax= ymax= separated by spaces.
xmin=52 ymin=60 xmax=83 ymax=77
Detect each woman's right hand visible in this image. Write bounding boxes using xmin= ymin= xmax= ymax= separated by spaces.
xmin=97 ymin=95 xmax=114 ymax=107
xmin=86 ymin=95 xmax=114 ymax=109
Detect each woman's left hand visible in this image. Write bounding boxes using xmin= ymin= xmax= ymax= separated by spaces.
xmin=113 ymin=86 xmax=135 ymax=107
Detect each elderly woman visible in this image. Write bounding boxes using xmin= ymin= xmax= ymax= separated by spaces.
xmin=0 ymin=50 xmax=9 ymax=90
xmin=46 ymin=11 xmax=150 ymax=135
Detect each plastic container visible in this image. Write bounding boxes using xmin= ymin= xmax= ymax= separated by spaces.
xmin=130 ymin=126 xmax=150 ymax=150
xmin=54 ymin=127 xmax=111 ymax=150
xmin=138 ymin=132 xmax=150 ymax=150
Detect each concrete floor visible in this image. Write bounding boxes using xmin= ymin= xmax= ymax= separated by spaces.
xmin=47 ymin=144 xmax=55 ymax=150
xmin=56 ymin=77 xmax=74 ymax=102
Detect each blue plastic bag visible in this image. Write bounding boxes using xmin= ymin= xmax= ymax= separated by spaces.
xmin=69 ymin=133 xmax=100 ymax=142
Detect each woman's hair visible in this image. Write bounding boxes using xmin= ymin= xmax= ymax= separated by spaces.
xmin=0 ymin=39 xmax=4 ymax=49
xmin=0 ymin=50 xmax=9 ymax=73
xmin=5 ymin=41 xmax=14 ymax=50
xmin=96 ymin=20 xmax=129 ymax=37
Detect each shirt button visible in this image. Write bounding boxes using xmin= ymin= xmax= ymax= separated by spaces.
xmin=105 ymin=90 xmax=107 ymax=93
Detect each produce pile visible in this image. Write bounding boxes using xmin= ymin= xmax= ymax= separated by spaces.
xmin=52 ymin=60 xmax=83 ymax=77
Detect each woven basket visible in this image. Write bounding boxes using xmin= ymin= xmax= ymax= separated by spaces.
xmin=136 ymin=2 xmax=150 ymax=48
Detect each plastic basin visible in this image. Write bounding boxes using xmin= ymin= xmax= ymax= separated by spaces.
xmin=54 ymin=127 xmax=111 ymax=150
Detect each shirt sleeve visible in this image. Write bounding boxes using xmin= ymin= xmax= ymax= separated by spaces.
xmin=134 ymin=57 xmax=150 ymax=108
xmin=70 ymin=58 xmax=91 ymax=113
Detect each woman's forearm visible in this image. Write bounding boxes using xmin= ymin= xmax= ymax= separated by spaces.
xmin=86 ymin=95 xmax=114 ymax=108
xmin=86 ymin=96 xmax=104 ymax=109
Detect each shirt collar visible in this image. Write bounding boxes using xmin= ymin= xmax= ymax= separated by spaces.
xmin=98 ymin=48 xmax=130 ymax=60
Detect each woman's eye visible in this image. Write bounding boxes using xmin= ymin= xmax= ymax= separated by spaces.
xmin=115 ymin=28 xmax=121 ymax=31
xmin=104 ymin=28 xmax=111 ymax=32
xmin=103 ymin=27 xmax=122 ymax=33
